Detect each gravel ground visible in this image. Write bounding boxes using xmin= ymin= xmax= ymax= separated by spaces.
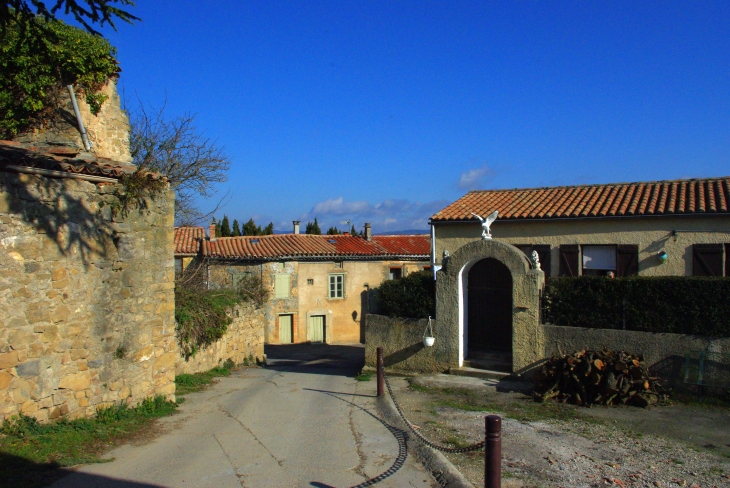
xmin=385 ymin=374 xmax=730 ymax=488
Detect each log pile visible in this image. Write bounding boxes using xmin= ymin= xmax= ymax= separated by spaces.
xmin=534 ymin=350 xmax=666 ymax=407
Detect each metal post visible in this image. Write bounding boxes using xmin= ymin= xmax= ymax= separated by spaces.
xmin=376 ymin=346 xmax=384 ymax=397
xmin=485 ymin=415 xmax=501 ymax=488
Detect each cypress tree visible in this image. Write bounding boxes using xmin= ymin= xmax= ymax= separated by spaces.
xmin=232 ymin=219 xmax=241 ymax=237
xmin=263 ymin=222 xmax=274 ymax=235
xmin=220 ymin=215 xmax=231 ymax=237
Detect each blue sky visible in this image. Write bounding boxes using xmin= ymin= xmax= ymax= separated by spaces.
xmin=91 ymin=1 xmax=729 ymax=232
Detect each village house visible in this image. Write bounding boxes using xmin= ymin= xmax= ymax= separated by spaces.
xmin=176 ymin=223 xmax=430 ymax=344
xmin=430 ymin=176 xmax=730 ymax=278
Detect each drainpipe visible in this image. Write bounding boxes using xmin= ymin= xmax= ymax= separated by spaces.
xmin=66 ymin=85 xmax=92 ymax=151
xmin=430 ymin=221 xmax=437 ymax=280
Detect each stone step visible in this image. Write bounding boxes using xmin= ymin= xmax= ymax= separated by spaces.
xmin=449 ymin=367 xmax=511 ymax=381
xmin=467 ymin=350 xmax=512 ymax=362
xmin=462 ymin=358 xmax=512 ymax=372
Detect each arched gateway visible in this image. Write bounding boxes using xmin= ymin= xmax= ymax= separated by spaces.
xmin=435 ymin=239 xmax=544 ymax=371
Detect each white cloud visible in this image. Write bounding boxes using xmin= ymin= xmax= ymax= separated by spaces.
xmin=301 ymin=196 xmax=450 ymax=232
xmin=458 ymin=166 xmax=493 ymax=190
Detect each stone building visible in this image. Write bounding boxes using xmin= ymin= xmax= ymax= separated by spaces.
xmin=0 ymin=81 xmax=177 ymax=423
xmin=191 ymin=223 xmax=430 ymax=344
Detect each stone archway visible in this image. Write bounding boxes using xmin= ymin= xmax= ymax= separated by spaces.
xmin=435 ymin=239 xmax=544 ymax=371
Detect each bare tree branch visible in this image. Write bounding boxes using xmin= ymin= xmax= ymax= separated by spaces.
xmin=128 ymin=100 xmax=232 ymax=225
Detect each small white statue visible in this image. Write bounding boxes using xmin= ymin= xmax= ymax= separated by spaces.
xmin=471 ymin=210 xmax=499 ymax=240
xmin=531 ymin=250 xmax=541 ymax=270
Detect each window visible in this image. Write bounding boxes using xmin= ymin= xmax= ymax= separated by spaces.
xmin=693 ymin=244 xmax=726 ymax=276
xmin=174 ymin=258 xmax=183 ymax=274
xmin=307 ymin=278 xmax=314 ymax=285
xmin=230 ymin=270 xmax=252 ymax=288
xmin=274 ymin=274 xmax=290 ymax=299
xmin=334 ymin=261 xmax=343 ymax=269
xmin=582 ymin=245 xmax=617 ymax=276
xmin=389 ymin=267 xmax=402 ymax=280
xmin=328 ymin=274 xmax=345 ymax=299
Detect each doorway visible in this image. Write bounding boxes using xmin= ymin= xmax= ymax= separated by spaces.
xmin=308 ymin=315 xmax=326 ymax=343
xmin=278 ymin=314 xmax=293 ymax=344
xmin=467 ymin=258 xmax=512 ymax=354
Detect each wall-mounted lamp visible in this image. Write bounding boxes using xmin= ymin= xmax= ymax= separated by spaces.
xmin=657 ymin=251 xmax=668 ymax=264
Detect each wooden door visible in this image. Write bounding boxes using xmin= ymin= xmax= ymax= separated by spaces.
xmin=309 ymin=315 xmax=325 ymax=343
xmin=279 ymin=314 xmax=292 ymax=344
xmin=467 ymin=258 xmax=512 ymax=353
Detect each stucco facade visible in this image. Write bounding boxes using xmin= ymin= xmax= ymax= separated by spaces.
xmin=207 ymin=259 xmax=428 ymax=344
xmin=433 ymin=215 xmax=730 ymax=277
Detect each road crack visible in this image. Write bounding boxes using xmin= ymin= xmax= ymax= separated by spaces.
xmin=348 ymin=396 xmax=369 ymax=481
xmin=217 ymin=404 xmax=284 ymax=467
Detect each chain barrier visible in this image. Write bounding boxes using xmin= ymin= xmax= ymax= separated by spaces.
xmin=382 ymin=372 xmax=485 ymax=453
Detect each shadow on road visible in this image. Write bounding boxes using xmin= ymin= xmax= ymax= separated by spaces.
xmin=304 ymin=388 xmax=409 ymax=488
xmin=0 ymin=452 xmax=161 ymax=488
xmin=265 ymin=343 xmax=365 ymax=377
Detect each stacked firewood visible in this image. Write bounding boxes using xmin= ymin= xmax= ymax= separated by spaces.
xmin=533 ymin=350 xmax=665 ymax=407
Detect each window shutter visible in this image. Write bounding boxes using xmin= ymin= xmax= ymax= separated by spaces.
xmin=693 ymin=244 xmax=724 ymax=276
xmin=274 ymin=274 xmax=290 ymax=298
xmin=559 ymin=245 xmax=579 ymax=276
xmin=533 ymin=245 xmax=551 ymax=278
xmin=616 ymin=245 xmax=639 ymax=277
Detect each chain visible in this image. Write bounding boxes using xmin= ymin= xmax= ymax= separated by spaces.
xmin=382 ymin=372 xmax=485 ymax=453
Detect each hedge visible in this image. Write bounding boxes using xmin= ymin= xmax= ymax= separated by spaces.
xmin=543 ymin=276 xmax=730 ymax=337
xmin=375 ymin=271 xmax=435 ymax=319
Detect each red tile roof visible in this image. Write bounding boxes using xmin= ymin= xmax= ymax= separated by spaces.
xmin=175 ymin=226 xmax=206 ymax=255
xmin=201 ymin=234 xmax=430 ymax=260
xmin=0 ymin=141 xmax=165 ymax=181
xmin=431 ymin=177 xmax=730 ymax=222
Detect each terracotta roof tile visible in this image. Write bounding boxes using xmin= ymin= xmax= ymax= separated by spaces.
xmin=174 ymin=227 xmax=205 ymax=255
xmin=200 ymin=234 xmax=430 ymax=260
xmin=0 ymin=140 xmax=165 ymax=181
xmin=431 ymin=176 xmax=730 ymax=222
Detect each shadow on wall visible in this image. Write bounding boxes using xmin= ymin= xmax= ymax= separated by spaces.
xmin=383 ymin=343 xmax=424 ymax=367
xmin=1 ymin=170 xmax=116 ymax=267
xmin=0 ymin=452 xmax=161 ymax=488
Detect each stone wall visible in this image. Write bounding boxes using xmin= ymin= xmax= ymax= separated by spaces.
xmin=176 ymin=303 xmax=265 ymax=375
xmin=0 ymin=171 xmax=176 ymax=422
xmin=14 ymin=81 xmax=132 ymax=163
xmin=365 ymin=315 xmax=448 ymax=372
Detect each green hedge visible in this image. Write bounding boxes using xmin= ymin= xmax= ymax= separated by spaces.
xmin=543 ymin=276 xmax=730 ymax=337
xmin=375 ymin=271 xmax=435 ymax=319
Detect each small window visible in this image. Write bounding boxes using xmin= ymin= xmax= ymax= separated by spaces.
xmin=174 ymin=258 xmax=183 ymax=273
xmin=334 ymin=261 xmax=343 ymax=269
xmin=389 ymin=267 xmax=402 ymax=280
xmin=307 ymin=278 xmax=314 ymax=285
xmin=582 ymin=245 xmax=616 ymax=276
xmin=230 ymin=270 xmax=252 ymax=288
xmin=328 ymin=274 xmax=345 ymax=299
xmin=274 ymin=274 xmax=290 ymax=299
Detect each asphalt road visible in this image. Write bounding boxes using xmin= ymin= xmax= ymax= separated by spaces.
xmin=52 ymin=343 xmax=438 ymax=488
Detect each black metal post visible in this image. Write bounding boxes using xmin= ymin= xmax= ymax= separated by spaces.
xmin=376 ymin=346 xmax=384 ymax=397
xmin=485 ymin=415 xmax=501 ymax=488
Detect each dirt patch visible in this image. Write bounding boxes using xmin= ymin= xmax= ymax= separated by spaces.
xmin=385 ymin=374 xmax=730 ymax=488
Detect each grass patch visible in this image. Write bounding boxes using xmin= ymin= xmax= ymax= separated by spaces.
xmin=355 ymin=371 xmax=372 ymax=382
xmin=0 ymin=396 xmax=177 ymax=488
xmin=175 ymin=360 xmax=235 ymax=396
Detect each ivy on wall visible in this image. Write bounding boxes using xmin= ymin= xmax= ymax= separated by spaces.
xmin=0 ymin=15 xmax=119 ymax=138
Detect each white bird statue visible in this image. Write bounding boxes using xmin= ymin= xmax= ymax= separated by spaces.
xmin=471 ymin=210 xmax=499 ymax=240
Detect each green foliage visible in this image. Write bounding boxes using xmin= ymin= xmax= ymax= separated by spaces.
xmin=242 ymin=218 xmax=273 ymax=236
xmin=0 ymin=15 xmax=119 ymax=138
xmin=219 ymin=215 xmax=231 ymax=237
xmin=231 ymin=219 xmax=241 ymax=236
xmin=111 ymin=167 xmax=167 ymax=216
xmin=543 ymin=276 xmax=730 ymax=337
xmin=375 ymin=271 xmax=435 ymax=319
xmin=326 ymin=226 xmax=341 ymax=235
xmin=175 ymin=266 xmax=269 ymax=358
xmin=355 ymin=371 xmax=372 ymax=381
xmin=2 ymin=1 xmax=140 ymax=36
xmin=175 ymin=362 xmax=234 ymax=395
xmin=305 ymin=217 xmax=322 ymax=235
xmin=0 ymin=396 xmax=176 ymax=485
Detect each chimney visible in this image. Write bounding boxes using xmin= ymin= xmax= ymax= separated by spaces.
xmin=209 ymin=224 xmax=216 ymax=240
xmin=293 ymin=221 xmax=301 ymax=234
xmin=364 ymin=222 xmax=372 ymax=241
